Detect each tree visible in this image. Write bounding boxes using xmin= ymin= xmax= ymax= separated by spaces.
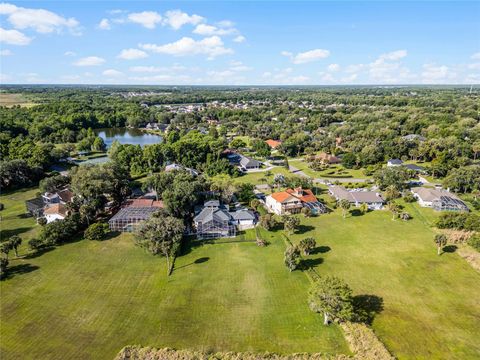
xmin=135 ymin=212 xmax=185 ymax=276
xmin=230 ymin=138 xmax=246 ymax=149
xmin=237 ymin=183 xmax=255 ymax=203
xmin=384 ymin=185 xmax=401 ymax=201
xmin=283 ymin=215 xmax=300 ymax=234
xmin=9 ymin=235 xmax=22 ymax=257
xmin=301 ymin=206 xmax=312 ymax=217
xmin=259 ymin=214 xmax=277 ymax=230
xmin=284 ymin=246 xmax=300 ymax=272
xmin=28 ymin=238 xmax=45 ymax=251
xmin=399 ymin=211 xmax=411 ymax=221
xmin=359 ymin=203 xmax=368 ymax=215
xmin=342 ymin=153 xmax=357 ymax=169
xmin=373 ymin=167 xmax=411 ymax=191
xmin=284 ymin=156 xmax=290 ymax=170
xmin=273 ymin=173 xmax=285 ymax=189
xmin=387 ymin=202 xmax=401 ymax=221
xmin=0 ymin=258 xmax=8 ymax=277
xmin=0 ymin=241 xmax=12 ymax=260
xmin=434 ymin=234 xmax=447 ymax=255
xmin=84 ymin=223 xmax=109 ymax=241
xmin=144 ymin=172 xmax=175 ymax=201
xmin=250 ymin=199 xmax=260 ymax=210
xmin=299 ymin=237 xmax=316 ymax=255
xmin=308 ymin=276 xmax=355 ymax=325
xmin=339 ymin=199 xmax=351 ymax=219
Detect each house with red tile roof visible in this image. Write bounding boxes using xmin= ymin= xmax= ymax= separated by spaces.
xmin=265 ymin=139 xmax=282 ymax=149
xmin=265 ymin=187 xmax=326 ymax=215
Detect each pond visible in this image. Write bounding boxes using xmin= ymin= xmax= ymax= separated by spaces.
xmin=95 ymin=128 xmax=162 ymax=148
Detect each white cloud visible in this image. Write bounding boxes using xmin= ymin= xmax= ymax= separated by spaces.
xmin=103 ymin=69 xmax=124 ymax=77
xmin=163 ymin=10 xmax=203 ymax=30
xmin=140 ymin=36 xmax=233 ymax=59
xmin=233 ymin=35 xmax=246 ymax=43
xmin=0 ymin=3 xmax=80 ymax=34
xmin=378 ymin=49 xmax=407 ymax=61
xmin=98 ymin=18 xmax=111 ymax=30
xmin=421 ymin=63 xmax=449 ymax=83
xmin=128 ymin=11 xmax=162 ymax=29
xmin=193 ymin=23 xmax=236 ymax=36
xmin=129 ymin=66 xmax=165 ymax=73
xmin=0 ymin=49 xmax=13 ymax=56
xmin=117 ymin=48 xmax=148 ymax=60
xmin=0 ymin=27 xmax=32 ymax=45
xmin=64 ymin=51 xmax=76 ymax=56
xmin=282 ymin=48 xmax=330 ymax=64
xmin=470 ymin=52 xmax=480 ymax=60
xmin=229 ymin=60 xmax=251 ymax=72
xmin=261 ymin=67 xmax=309 ymax=84
xmin=345 ymin=64 xmax=365 ymax=73
xmin=73 ymin=56 xmax=106 ymax=66
xmin=327 ymin=63 xmax=340 ymax=72
xmin=340 ymin=74 xmax=358 ymax=83
xmin=468 ymin=63 xmax=480 ymax=70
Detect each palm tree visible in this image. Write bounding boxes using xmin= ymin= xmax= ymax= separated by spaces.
xmin=387 ymin=202 xmax=400 ymax=221
xmin=434 ymin=234 xmax=447 ymax=255
xmin=359 ymin=203 xmax=368 ymax=215
xmin=339 ymin=199 xmax=351 ymax=219
xmin=0 ymin=242 xmax=12 ymax=260
xmin=9 ymin=236 xmax=22 ymax=257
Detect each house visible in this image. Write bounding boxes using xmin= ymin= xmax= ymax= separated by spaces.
xmin=230 ymin=209 xmax=257 ymax=230
xmin=265 ymin=139 xmax=282 ymax=149
xmin=239 ymin=156 xmax=261 ymax=171
xmin=165 ymin=163 xmax=199 ymax=176
xmin=285 ymin=187 xmax=327 ymax=214
xmin=404 ymin=164 xmax=427 ymax=174
xmin=108 ymin=198 xmax=163 ymax=232
xmin=194 ymin=201 xmax=236 ymax=239
xmin=329 ymin=185 xmax=385 ymax=210
xmin=411 ymin=187 xmax=469 ymax=212
xmin=313 ymin=152 xmax=341 ymax=164
xmin=387 ymin=159 xmax=403 ymax=167
xmin=25 ymin=187 xmax=74 ymax=220
xmin=44 ymin=203 xmax=68 ymax=223
xmin=266 ymin=191 xmax=303 ymax=215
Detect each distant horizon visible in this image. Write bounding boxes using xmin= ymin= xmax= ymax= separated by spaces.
xmin=1 ymin=1 xmax=479 ymax=85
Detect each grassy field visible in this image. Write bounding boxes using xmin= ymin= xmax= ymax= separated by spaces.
xmin=232 ymin=166 xmax=291 ymax=186
xmin=0 ymin=93 xmax=37 ymax=108
xmin=287 ymin=204 xmax=480 ymax=359
xmin=289 ymin=160 xmax=369 ymax=179
xmin=0 ymin=187 xmax=40 ymax=242
xmin=0 ymin=190 xmax=349 ymax=359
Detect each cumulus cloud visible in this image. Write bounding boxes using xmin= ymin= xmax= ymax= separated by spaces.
xmin=421 ymin=63 xmax=450 ymax=83
xmin=0 ymin=49 xmax=13 ymax=56
xmin=327 ymin=63 xmax=340 ymax=72
xmin=73 ymin=56 xmax=105 ymax=66
xmin=261 ymin=67 xmax=309 ymax=84
xmin=233 ymin=35 xmax=246 ymax=43
xmin=163 ymin=10 xmax=203 ymax=30
xmin=0 ymin=3 xmax=80 ymax=34
xmin=378 ymin=49 xmax=407 ymax=61
xmin=193 ymin=23 xmax=236 ymax=36
xmin=367 ymin=50 xmax=411 ymax=83
xmin=470 ymin=52 xmax=480 ymax=60
xmin=127 ymin=11 xmax=162 ymax=29
xmin=0 ymin=27 xmax=32 ymax=45
xmin=139 ymin=36 xmax=233 ymax=59
xmin=117 ymin=48 xmax=148 ymax=60
xmin=282 ymin=48 xmax=330 ymax=64
xmin=98 ymin=18 xmax=111 ymax=30
xmin=103 ymin=69 xmax=124 ymax=77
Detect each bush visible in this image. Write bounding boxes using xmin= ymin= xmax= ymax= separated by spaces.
xmin=435 ymin=212 xmax=480 ymax=232
xmin=467 ymin=235 xmax=480 ymax=252
xmin=403 ymin=192 xmax=416 ymax=203
xmin=84 ymin=222 xmax=109 ymax=241
xmin=28 ymin=238 xmax=47 ymax=251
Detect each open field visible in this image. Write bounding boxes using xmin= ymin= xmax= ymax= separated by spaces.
xmin=0 ymin=191 xmax=349 ymax=359
xmin=232 ymin=166 xmax=291 ymax=185
xmin=289 ymin=160 xmax=369 ymax=179
xmin=0 ymin=93 xmax=37 ymax=108
xmin=287 ymin=204 xmax=480 ymax=359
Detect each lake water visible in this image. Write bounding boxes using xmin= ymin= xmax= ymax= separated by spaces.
xmin=95 ymin=128 xmax=162 ymax=148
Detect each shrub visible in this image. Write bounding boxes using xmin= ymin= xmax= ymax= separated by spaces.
xmin=435 ymin=213 xmax=480 ymax=232
xmin=28 ymin=238 xmax=46 ymax=251
xmin=84 ymin=222 xmax=109 ymax=241
xmin=403 ymin=192 xmax=416 ymax=203
xmin=467 ymin=235 xmax=480 ymax=252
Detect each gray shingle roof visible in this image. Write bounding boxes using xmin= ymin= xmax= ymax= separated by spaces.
xmin=231 ymin=209 xmax=256 ymax=221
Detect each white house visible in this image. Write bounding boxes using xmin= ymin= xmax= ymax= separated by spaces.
xmin=329 ymin=185 xmax=385 ymax=210
xmin=387 ymin=159 xmax=403 ymax=167
xmin=44 ymin=203 xmax=68 ymax=223
xmin=411 ymin=187 xmax=468 ymax=212
xmin=265 ymin=191 xmax=303 ymax=215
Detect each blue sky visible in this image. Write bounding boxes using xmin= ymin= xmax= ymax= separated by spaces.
xmin=1 ymin=1 xmax=479 ymax=85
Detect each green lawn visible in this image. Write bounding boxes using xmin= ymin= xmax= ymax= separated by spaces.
xmin=289 ymin=160 xmax=369 ymax=179
xmin=233 ymin=167 xmax=291 ymax=186
xmin=0 ymin=187 xmax=40 ymax=242
xmin=287 ymin=204 xmax=480 ymax=359
xmin=0 ymin=204 xmax=349 ymax=359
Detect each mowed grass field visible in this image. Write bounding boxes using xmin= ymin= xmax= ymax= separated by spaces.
xmin=0 ymin=93 xmax=37 ymax=108
xmin=0 ymin=189 xmax=350 ymax=359
xmin=287 ymin=204 xmax=480 ymax=359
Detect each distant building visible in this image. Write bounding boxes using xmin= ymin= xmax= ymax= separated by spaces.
xmin=313 ymin=152 xmax=341 ymax=164
xmin=25 ymin=188 xmax=74 ymax=222
xmin=404 ymin=164 xmax=427 ymax=174
xmin=108 ymin=199 xmax=163 ymax=232
xmin=329 ymin=185 xmax=385 ymax=210
xmin=387 ymin=159 xmax=403 ymax=167
xmin=265 ymin=139 xmax=282 ymax=149
xmin=411 ymin=187 xmax=468 ymax=212
xmin=239 ymin=156 xmax=261 ymax=171
xmin=165 ymin=163 xmax=199 ymax=176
